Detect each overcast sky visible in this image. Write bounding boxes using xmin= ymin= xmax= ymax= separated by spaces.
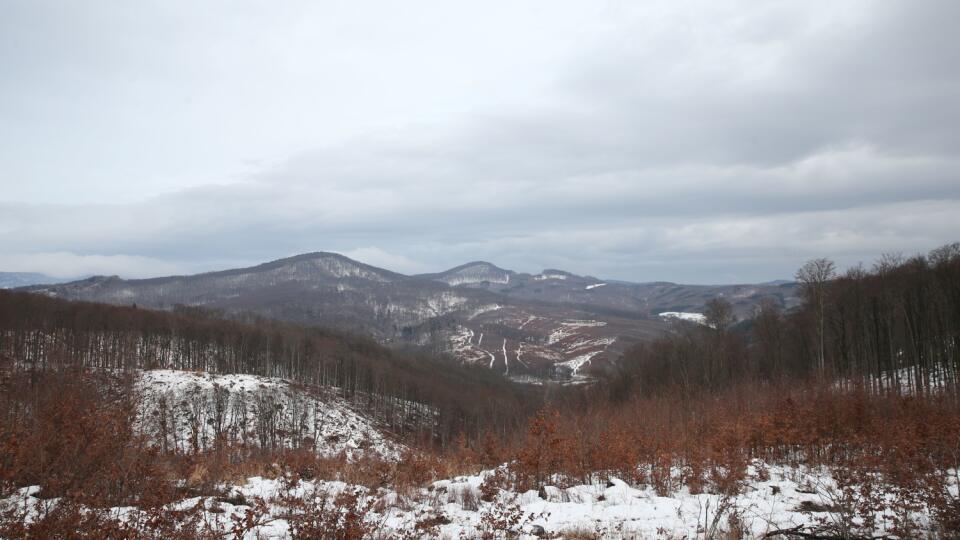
xmin=1 ymin=0 xmax=958 ymax=283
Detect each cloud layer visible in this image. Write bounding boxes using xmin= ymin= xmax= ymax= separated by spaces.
xmin=1 ymin=0 xmax=958 ymax=282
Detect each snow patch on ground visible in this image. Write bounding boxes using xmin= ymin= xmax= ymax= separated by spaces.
xmin=518 ymin=315 xmax=537 ymax=329
xmin=565 ymin=337 xmax=616 ymax=355
xmin=467 ymin=304 xmax=502 ymax=320
xmin=561 ymin=320 xmax=607 ymax=327
xmin=547 ymin=320 xmax=607 ymax=345
xmin=659 ymin=311 xmax=708 ymax=325
xmin=841 ymin=364 xmax=953 ymax=395
xmin=534 ymin=273 xmax=568 ymax=281
xmin=502 ymin=339 xmax=509 ymax=375
xmin=557 ymin=351 xmax=601 ymax=375
xmin=447 ymin=326 xmax=500 ymax=366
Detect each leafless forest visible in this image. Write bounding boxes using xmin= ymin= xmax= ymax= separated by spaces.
xmin=0 ymin=244 xmax=958 ymax=537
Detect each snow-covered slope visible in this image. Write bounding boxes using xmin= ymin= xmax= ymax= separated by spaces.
xmin=135 ymin=370 xmax=403 ymax=460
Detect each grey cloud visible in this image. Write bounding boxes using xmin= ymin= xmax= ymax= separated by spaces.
xmin=1 ymin=0 xmax=958 ymax=282
xmin=544 ymin=1 xmax=960 ymax=170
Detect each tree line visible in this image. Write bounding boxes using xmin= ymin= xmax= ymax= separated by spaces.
xmin=0 ymin=290 xmax=534 ymax=447
xmin=610 ymin=242 xmax=960 ymax=398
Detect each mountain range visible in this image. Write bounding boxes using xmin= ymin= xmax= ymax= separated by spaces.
xmin=20 ymin=252 xmax=798 ymax=381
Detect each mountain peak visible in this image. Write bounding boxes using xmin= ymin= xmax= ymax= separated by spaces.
xmin=429 ymin=261 xmax=513 ymax=286
xmin=265 ymin=251 xmax=353 ymax=265
xmin=534 ymin=269 xmax=580 ymax=281
xmin=450 ymin=261 xmax=507 ymax=272
xmin=249 ymin=251 xmax=402 ymax=282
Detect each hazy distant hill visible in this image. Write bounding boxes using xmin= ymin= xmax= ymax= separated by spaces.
xmin=0 ymin=272 xmax=73 ymax=289
xmin=23 ymin=252 xmax=798 ymax=381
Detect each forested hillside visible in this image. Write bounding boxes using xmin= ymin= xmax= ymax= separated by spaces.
xmin=0 ymin=291 xmax=533 ymax=446
xmin=1 ymin=244 xmax=959 ymax=537
xmin=614 ymin=243 xmax=960 ymax=396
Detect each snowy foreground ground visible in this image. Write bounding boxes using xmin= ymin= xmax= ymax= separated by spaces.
xmin=4 ymin=462 xmax=948 ymax=538
xmin=2 ymin=370 xmax=951 ymax=537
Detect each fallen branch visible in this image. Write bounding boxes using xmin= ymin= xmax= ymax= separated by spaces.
xmin=764 ymin=525 xmax=893 ymax=539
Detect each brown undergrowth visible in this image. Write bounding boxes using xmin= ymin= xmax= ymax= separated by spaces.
xmin=2 ymin=369 xmax=959 ymax=537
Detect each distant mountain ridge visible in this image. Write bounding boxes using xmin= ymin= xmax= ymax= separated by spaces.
xmin=21 ymin=252 xmax=798 ymax=381
xmin=0 ymin=272 xmax=74 ymax=289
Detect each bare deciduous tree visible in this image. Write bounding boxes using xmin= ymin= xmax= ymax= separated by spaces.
xmin=796 ymin=258 xmax=836 ymax=373
xmin=705 ymin=297 xmax=734 ymax=332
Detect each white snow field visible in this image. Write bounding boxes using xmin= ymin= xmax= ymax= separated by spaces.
xmin=658 ymin=311 xmax=708 ymax=325
xmin=3 ymin=461 xmax=951 ymax=538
